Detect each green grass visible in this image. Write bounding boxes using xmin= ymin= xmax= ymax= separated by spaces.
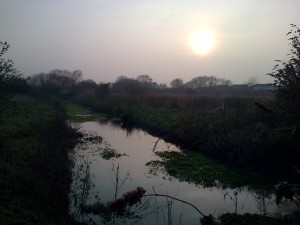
xmin=131 ymin=106 xmax=181 ymax=138
xmin=64 ymin=102 xmax=91 ymax=113
xmin=147 ymin=151 xmax=274 ymax=191
xmin=64 ymin=102 xmax=107 ymax=122
xmin=0 ymin=97 xmax=79 ymax=224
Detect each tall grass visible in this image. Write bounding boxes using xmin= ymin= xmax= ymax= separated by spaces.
xmin=0 ymin=96 xmax=80 ymax=224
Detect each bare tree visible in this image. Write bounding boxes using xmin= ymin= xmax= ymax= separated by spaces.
xmin=137 ymin=74 xmax=152 ymax=83
xmin=244 ymin=76 xmax=258 ymax=87
xmin=218 ymin=78 xmax=233 ymax=86
xmin=71 ymin=70 xmax=83 ymax=83
xmin=170 ymin=78 xmax=183 ymax=88
xmin=185 ymin=76 xmax=210 ymax=88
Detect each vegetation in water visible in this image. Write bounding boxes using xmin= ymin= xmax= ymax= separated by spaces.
xmin=78 ymin=131 xmax=127 ymax=160
xmin=100 ymin=148 xmax=125 ymax=160
xmin=146 ymin=151 xmax=274 ymax=190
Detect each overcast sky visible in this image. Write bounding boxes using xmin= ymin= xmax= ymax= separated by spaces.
xmin=0 ymin=0 xmax=299 ymax=84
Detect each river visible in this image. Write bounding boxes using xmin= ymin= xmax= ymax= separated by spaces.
xmin=70 ymin=121 xmax=295 ymax=225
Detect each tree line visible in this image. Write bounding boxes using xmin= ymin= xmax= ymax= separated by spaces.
xmin=27 ymin=69 xmax=272 ymax=103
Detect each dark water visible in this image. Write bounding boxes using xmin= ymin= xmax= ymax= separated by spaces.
xmin=71 ymin=121 xmax=296 ymax=225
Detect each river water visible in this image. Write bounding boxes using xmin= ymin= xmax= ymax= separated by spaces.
xmin=71 ymin=121 xmax=295 ymax=225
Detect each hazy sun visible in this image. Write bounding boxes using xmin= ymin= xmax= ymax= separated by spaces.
xmin=189 ymin=28 xmax=216 ymax=55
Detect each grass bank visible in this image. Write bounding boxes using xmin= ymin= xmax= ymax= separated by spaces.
xmin=0 ymin=95 xmax=80 ymax=224
xmin=93 ymin=94 xmax=299 ymax=184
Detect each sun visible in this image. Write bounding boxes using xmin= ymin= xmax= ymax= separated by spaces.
xmin=189 ymin=28 xmax=216 ymax=55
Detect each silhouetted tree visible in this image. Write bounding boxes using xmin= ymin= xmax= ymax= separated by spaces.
xmin=71 ymin=69 xmax=83 ymax=83
xmin=0 ymin=41 xmax=27 ymax=111
xmin=112 ymin=77 xmax=144 ymax=94
xmin=185 ymin=76 xmax=232 ymax=89
xmin=268 ymin=24 xmax=300 ymax=125
xmin=72 ymin=79 xmax=98 ymax=107
xmin=185 ymin=76 xmax=210 ymax=88
xmin=159 ymin=83 xmax=167 ymax=89
xmin=76 ymin=79 xmax=97 ymax=89
xmin=170 ymin=78 xmax=183 ymax=88
xmin=269 ymin=24 xmax=300 ymax=208
xmin=136 ymin=74 xmax=152 ymax=83
xmin=207 ymin=76 xmax=219 ymax=87
xmin=218 ymin=78 xmax=233 ymax=86
xmin=244 ymin=76 xmax=258 ymax=87
xmin=115 ymin=75 xmax=128 ymax=82
xmin=97 ymin=83 xmax=110 ymax=100
xmin=30 ymin=69 xmax=82 ymax=90
xmin=137 ymin=74 xmax=158 ymax=91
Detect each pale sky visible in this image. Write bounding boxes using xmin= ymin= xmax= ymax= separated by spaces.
xmin=0 ymin=0 xmax=299 ymax=84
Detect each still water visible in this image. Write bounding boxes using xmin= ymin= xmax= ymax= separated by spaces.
xmin=71 ymin=121 xmax=292 ymax=225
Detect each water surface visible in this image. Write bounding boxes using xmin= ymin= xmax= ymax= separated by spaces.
xmin=71 ymin=121 xmax=294 ymax=224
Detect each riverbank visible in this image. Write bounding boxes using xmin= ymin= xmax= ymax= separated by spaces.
xmin=64 ymin=101 xmax=300 ymax=224
xmin=64 ymin=107 xmax=299 ymax=225
xmin=65 ymin=101 xmax=283 ymax=189
xmin=89 ymin=94 xmax=298 ymax=184
xmin=0 ymin=95 xmax=80 ymax=224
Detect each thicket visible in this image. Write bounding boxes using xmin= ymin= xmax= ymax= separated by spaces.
xmin=0 ymin=43 xmax=81 ymax=224
xmin=268 ymin=24 xmax=300 ymax=211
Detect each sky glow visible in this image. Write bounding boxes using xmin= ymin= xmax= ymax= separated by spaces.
xmin=0 ymin=0 xmax=299 ymax=84
xmin=189 ymin=27 xmax=216 ymax=55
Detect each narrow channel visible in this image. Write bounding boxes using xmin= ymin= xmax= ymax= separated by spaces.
xmin=70 ymin=121 xmax=293 ymax=225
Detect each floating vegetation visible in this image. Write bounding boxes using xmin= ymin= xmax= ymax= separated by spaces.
xmin=100 ymin=148 xmax=126 ymax=160
xmin=79 ymin=131 xmax=127 ymax=160
xmin=146 ymin=151 xmax=273 ymax=191
xmin=83 ymin=133 xmax=103 ymax=144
